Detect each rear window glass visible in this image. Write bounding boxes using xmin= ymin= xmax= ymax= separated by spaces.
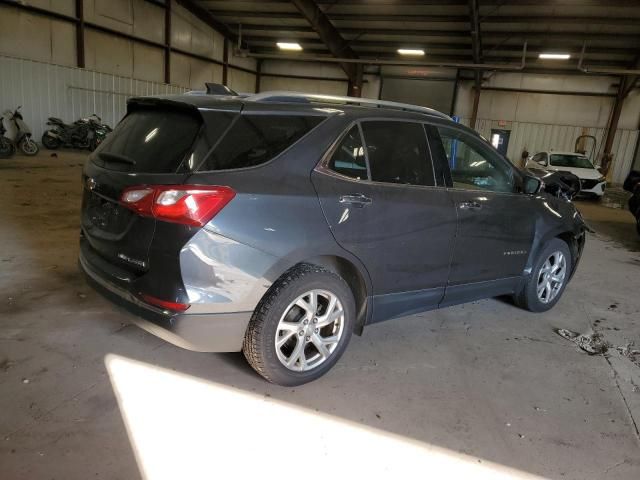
xmin=93 ymin=108 xmax=202 ymax=173
xmin=197 ymin=115 xmax=323 ymax=171
xmin=361 ymin=121 xmax=435 ymax=186
xmin=328 ymin=126 xmax=368 ymax=179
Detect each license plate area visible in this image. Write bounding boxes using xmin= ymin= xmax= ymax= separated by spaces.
xmin=83 ymin=191 xmax=133 ymax=236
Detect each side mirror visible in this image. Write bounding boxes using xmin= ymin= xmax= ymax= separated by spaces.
xmin=523 ymin=175 xmax=542 ymax=195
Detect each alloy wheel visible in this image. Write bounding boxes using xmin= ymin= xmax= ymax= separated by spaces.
xmin=274 ymin=289 xmax=345 ymax=372
xmin=536 ymin=251 xmax=567 ymax=304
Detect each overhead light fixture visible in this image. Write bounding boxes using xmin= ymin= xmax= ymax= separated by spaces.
xmin=398 ymin=48 xmax=425 ymax=56
xmin=539 ymin=53 xmax=571 ymax=60
xmin=277 ymin=42 xmax=302 ymax=51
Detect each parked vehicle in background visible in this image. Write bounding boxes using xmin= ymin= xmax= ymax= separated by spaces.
xmin=0 ymin=130 xmax=15 ymax=158
xmin=526 ymin=151 xmax=605 ymax=198
xmin=1 ymin=106 xmax=39 ymax=156
xmin=526 ymin=168 xmax=581 ymax=201
xmin=42 ymin=114 xmax=112 ymax=151
xmin=79 ymin=89 xmax=587 ymax=386
xmin=623 ymin=170 xmax=640 ymax=235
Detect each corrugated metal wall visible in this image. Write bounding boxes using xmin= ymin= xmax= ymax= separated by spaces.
xmin=0 ymin=54 xmax=187 ymax=140
xmin=460 ymin=118 xmax=639 ymax=184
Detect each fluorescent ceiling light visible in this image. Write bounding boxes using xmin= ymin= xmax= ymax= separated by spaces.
xmin=277 ymin=42 xmax=302 ymax=51
xmin=539 ymin=53 xmax=571 ymax=60
xmin=398 ymin=48 xmax=425 ymax=56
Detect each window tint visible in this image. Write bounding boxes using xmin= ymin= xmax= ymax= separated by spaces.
xmin=360 ymin=121 xmax=434 ymax=186
xmin=532 ymin=152 xmax=548 ymax=165
xmin=93 ymin=107 xmax=204 ymax=173
xmin=435 ymin=127 xmax=514 ymax=193
xmin=198 ymin=115 xmax=323 ymax=171
xmin=550 ymin=154 xmax=594 ymax=169
xmin=328 ymin=126 xmax=368 ymax=179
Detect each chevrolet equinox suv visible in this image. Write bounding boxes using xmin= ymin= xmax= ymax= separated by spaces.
xmin=80 ymin=89 xmax=586 ymax=385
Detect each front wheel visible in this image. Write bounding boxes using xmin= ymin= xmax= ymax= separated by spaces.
xmin=19 ymin=136 xmax=39 ymax=156
xmin=243 ymin=264 xmax=355 ymax=386
xmin=514 ymin=238 xmax=572 ymax=312
xmin=42 ymin=131 xmax=61 ymax=150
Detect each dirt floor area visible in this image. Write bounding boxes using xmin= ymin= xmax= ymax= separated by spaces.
xmin=1 ymin=151 xmax=639 ymax=479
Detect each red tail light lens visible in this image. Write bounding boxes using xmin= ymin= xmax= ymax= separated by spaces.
xmin=120 ymin=185 xmax=235 ymax=227
xmin=140 ymin=293 xmax=190 ymax=312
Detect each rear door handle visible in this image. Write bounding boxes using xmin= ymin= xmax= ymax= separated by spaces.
xmin=459 ymin=201 xmax=482 ymax=210
xmin=340 ymin=194 xmax=372 ymax=208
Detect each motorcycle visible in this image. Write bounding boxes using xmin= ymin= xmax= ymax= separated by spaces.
xmin=1 ymin=106 xmax=39 ymax=156
xmin=42 ymin=114 xmax=112 ymax=151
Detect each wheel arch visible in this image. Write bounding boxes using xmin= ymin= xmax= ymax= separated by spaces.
xmin=302 ymin=255 xmax=370 ymax=335
xmin=263 ymin=253 xmax=372 ymax=336
xmin=526 ymin=227 xmax=585 ymax=280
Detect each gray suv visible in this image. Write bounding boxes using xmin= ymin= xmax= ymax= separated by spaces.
xmin=79 ymin=88 xmax=586 ymax=385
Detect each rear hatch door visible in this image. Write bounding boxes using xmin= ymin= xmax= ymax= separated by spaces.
xmin=81 ymin=98 xmax=237 ymax=273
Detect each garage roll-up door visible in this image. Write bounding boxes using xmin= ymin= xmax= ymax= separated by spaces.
xmin=381 ymin=78 xmax=455 ymax=116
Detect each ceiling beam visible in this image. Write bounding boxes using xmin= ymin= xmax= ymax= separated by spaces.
xmin=210 ymin=11 xmax=640 ymax=27
xmin=289 ymin=0 xmax=361 ymax=86
xmin=468 ymin=0 xmax=483 ymax=129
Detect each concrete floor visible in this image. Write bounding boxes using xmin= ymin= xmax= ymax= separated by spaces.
xmin=1 ymin=151 xmax=639 ymax=479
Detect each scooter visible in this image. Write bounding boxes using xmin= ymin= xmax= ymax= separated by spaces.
xmin=1 ymin=106 xmax=39 ymax=156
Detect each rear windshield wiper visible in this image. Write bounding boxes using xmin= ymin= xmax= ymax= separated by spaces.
xmin=97 ymin=152 xmax=137 ymax=165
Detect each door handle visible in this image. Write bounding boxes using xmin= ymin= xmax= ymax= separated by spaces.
xmin=340 ymin=194 xmax=372 ymax=208
xmin=459 ymin=201 xmax=482 ymax=210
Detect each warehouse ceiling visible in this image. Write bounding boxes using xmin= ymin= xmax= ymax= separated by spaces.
xmin=194 ymin=0 xmax=640 ymax=73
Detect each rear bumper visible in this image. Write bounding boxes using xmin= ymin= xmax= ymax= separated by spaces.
xmin=79 ymin=250 xmax=251 ymax=352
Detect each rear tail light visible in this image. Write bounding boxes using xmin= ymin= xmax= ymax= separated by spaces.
xmin=140 ymin=293 xmax=190 ymax=312
xmin=120 ymin=185 xmax=235 ymax=227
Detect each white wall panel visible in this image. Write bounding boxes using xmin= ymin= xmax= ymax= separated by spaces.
xmin=227 ymin=68 xmax=256 ymax=94
xmin=171 ymin=2 xmax=223 ymax=61
xmin=0 ymin=5 xmax=76 ymax=66
xmin=229 ymin=51 xmax=257 ymax=72
xmin=362 ymin=75 xmax=381 ymax=99
xmin=28 ymin=0 xmax=75 ymax=16
xmin=170 ymin=52 xmax=222 ymax=90
xmin=85 ymin=29 xmax=134 ymax=77
xmin=133 ymin=43 xmax=164 ymax=83
xmin=0 ymin=55 xmax=186 ymax=141
xmin=260 ymin=76 xmax=347 ymax=96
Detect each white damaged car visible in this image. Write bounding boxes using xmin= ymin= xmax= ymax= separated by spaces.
xmin=527 ymin=151 xmax=606 ymax=198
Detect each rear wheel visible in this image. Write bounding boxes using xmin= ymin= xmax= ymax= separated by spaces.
xmin=42 ymin=131 xmax=61 ymax=150
xmin=243 ymin=264 xmax=355 ymax=386
xmin=19 ymin=137 xmax=39 ymax=156
xmin=514 ymin=238 xmax=572 ymax=312
xmin=0 ymin=137 xmax=15 ymax=158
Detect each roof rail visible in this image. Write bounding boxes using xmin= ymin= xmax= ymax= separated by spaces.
xmin=246 ymin=91 xmax=451 ymax=120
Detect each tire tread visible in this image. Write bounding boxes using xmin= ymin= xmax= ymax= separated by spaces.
xmin=243 ymin=263 xmax=348 ymax=384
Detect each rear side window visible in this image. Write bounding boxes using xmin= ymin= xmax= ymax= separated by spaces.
xmin=328 ymin=126 xmax=368 ymax=179
xmin=360 ymin=121 xmax=435 ymax=186
xmin=93 ymin=108 xmax=203 ymax=173
xmin=198 ymin=115 xmax=323 ymax=171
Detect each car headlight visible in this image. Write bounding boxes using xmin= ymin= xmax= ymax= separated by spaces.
xmin=598 ymin=176 xmax=606 ymax=183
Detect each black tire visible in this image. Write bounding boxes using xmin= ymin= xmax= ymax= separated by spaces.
xmin=243 ymin=263 xmax=355 ymax=386
xmin=514 ymin=238 xmax=572 ymax=312
xmin=0 ymin=138 xmax=15 ymax=158
xmin=42 ymin=131 xmax=60 ymax=150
